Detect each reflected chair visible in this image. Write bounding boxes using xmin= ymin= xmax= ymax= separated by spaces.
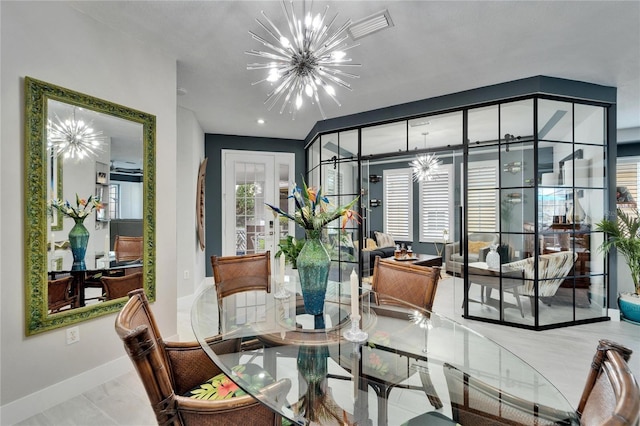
xmin=114 ymin=235 xmax=143 ymax=262
xmin=100 ymin=271 xmax=143 ymax=300
xmin=48 ymin=276 xmax=77 ymax=313
xmin=369 ymin=256 xmax=444 ymax=418
xmin=115 ymin=289 xmax=290 ymax=426
xmin=442 ymin=339 xmax=639 ymax=426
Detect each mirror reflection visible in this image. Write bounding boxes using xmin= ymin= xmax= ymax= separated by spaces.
xmin=25 ymin=76 xmax=156 ymax=335
xmin=47 ymin=99 xmax=144 ymax=311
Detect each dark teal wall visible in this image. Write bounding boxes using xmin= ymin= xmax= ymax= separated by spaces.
xmin=617 ymin=142 xmax=640 ymax=157
xmin=204 ymin=134 xmax=305 ymax=276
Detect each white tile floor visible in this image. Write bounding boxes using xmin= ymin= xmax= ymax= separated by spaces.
xmin=16 ymin=276 xmax=640 ymax=426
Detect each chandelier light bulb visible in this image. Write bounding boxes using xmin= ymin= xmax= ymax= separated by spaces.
xmin=48 ymin=110 xmax=105 ymax=161
xmin=246 ymin=0 xmax=361 ymax=119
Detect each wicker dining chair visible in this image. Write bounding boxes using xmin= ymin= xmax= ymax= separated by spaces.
xmin=577 ymin=339 xmax=639 ymax=426
xmin=100 ymin=271 xmax=143 ymax=300
xmin=369 ymin=256 xmax=444 ymax=415
xmin=210 ymin=251 xmax=271 ymax=297
xmin=371 ymin=256 xmax=442 ymax=315
xmin=48 ymin=276 xmax=77 ymax=313
xmin=442 ymin=339 xmax=639 ymax=426
xmin=113 ymin=235 xmax=143 ymax=262
xmin=115 ymin=289 xmax=290 ymax=426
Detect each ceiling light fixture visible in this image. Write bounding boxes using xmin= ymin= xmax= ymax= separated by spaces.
xmin=410 ymin=132 xmax=441 ymax=182
xmin=246 ymin=0 xmax=361 ymax=119
xmin=47 ymin=108 xmax=105 ymax=161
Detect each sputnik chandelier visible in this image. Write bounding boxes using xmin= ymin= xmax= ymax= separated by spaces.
xmin=47 ymin=109 xmax=105 ymax=160
xmin=246 ymin=0 xmax=361 ymax=119
xmin=410 ymin=132 xmax=441 ymax=182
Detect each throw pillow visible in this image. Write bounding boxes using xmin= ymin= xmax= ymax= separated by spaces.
xmin=468 ymin=241 xmax=489 ymax=254
xmin=362 ymin=238 xmax=378 ymax=251
xmin=185 ymin=363 xmax=274 ymax=400
xmin=374 ymin=231 xmax=395 ymax=248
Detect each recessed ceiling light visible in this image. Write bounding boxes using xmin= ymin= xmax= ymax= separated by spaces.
xmin=257 ymin=119 xmax=265 ymax=125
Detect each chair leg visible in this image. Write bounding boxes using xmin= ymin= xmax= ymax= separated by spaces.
xmin=418 ymin=368 xmax=444 ymax=409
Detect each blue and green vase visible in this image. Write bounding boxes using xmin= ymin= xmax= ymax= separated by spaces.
xmin=297 ymin=229 xmax=331 ymax=324
xmin=69 ymin=218 xmax=90 ymax=271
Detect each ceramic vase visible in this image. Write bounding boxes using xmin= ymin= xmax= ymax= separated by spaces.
xmin=69 ymin=218 xmax=90 ymax=270
xmin=297 ymin=229 xmax=331 ymax=323
xmin=486 ymin=244 xmax=501 ymax=269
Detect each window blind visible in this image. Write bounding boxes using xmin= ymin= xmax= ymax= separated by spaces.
xmin=419 ymin=164 xmax=452 ymax=242
xmin=467 ymin=164 xmax=498 ymax=232
xmin=383 ymin=169 xmax=413 ymax=240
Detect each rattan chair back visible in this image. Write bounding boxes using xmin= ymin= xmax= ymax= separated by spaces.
xmin=371 ymin=256 xmax=441 ymax=312
xmin=115 ymin=289 xmax=286 ymax=425
xmin=101 ymin=271 xmax=143 ymax=300
xmin=48 ymin=276 xmax=76 ymax=313
xmin=211 ymin=251 xmax=271 ymax=298
xmin=114 ymin=235 xmax=143 ymax=262
xmin=578 ymin=339 xmax=639 ymax=426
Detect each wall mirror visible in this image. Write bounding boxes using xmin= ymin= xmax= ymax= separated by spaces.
xmin=25 ymin=77 xmax=156 ymax=335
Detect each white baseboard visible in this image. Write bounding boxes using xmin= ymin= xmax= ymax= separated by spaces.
xmin=1 ymin=356 xmax=133 ymax=425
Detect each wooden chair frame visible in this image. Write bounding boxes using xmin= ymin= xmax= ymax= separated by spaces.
xmin=48 ymin=276 xmax=77 ymax=313
xmin=115 ymin=289 xmax=289 ymax=425
xmin=114 ymin=235 xmax=143 ymax=262
xmin=100 ymin=271 xmax=143 ymax=300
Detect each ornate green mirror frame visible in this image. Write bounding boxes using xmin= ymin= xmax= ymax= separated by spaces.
xmin=24 ymin=76 xmax=156 ymax=335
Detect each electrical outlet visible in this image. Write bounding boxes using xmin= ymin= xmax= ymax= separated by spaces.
xmin=183 ymin=270 xmax=190 ymax=280
xmin=66 ymin=326 xmax=80 ymax=345
xmin=514 ymin=250 xmax=521 ymax=258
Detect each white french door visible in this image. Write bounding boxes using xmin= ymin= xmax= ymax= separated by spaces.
xmin=221 ymin=150 xmax=294 ymax=263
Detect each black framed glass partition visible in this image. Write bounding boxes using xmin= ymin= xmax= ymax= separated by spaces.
xmin=304 ymin=76 xmax=615 ymax=329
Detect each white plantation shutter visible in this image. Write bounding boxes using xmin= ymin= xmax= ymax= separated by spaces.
xmin=420 ymin=164 xmax=453 ymax=241
xmin=467 ymin=163 xmax=498 ymax=232
xmin=617 ymin=160 xmax=639 ymax=217
xmin=383 ymin=169 xmax=413 ymax=240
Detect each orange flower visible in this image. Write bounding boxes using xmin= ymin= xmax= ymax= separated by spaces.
xmin=341 ymin=209 xmax=362 ymax=229
xmin=306 ymin=187 xmax=317 ymax=203
xmin=217 ymin=377 xmax=239 ymax=397
xmin=79 ymin=198 xmax=87 ymax=207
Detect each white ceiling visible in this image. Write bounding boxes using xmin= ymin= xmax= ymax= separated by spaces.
xmin=70 ymin=1 xmax=640 ymax=142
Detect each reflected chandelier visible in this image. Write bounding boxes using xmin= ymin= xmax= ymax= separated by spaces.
xmin=47 ymin=109 xmax=105 ymax=160
xmin=410 ymin=133 xmax=441 ymax=182
xmin=246 ymin=0 xmax=361 ymax=119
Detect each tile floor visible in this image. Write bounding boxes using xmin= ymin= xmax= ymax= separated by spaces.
xmin=16 ymin=276 xmax=640 ymax=426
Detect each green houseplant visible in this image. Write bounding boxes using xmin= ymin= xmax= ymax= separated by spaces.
xmin=595 ymin=208 xmax=640 ymax=323
xmin=276 ymin=236 xmax=305 ymax=269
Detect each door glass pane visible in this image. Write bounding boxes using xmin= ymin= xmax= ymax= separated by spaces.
xmin=236 ymin=162 xmax=267 ymax=255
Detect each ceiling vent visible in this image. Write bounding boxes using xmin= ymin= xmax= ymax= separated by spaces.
xmin=347 ymin=9 xmax=394 ymax=40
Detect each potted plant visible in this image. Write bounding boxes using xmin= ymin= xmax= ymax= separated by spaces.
xmin=595 ymin=208 xmax=640 ymax=323
xmin=275 ymin=235 xmax=305 ymax=269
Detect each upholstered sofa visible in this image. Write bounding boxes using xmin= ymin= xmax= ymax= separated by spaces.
xmin=444 ymin=233 xmax=499 ymax=275
xmin=360 ymin=231 xmax=409 ymax=276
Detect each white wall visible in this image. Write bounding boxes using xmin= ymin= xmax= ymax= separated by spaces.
xmin=176 ymin=107 xmax=206 ymax=298
xmin=0 ymin=2 xmax=177 ymax=423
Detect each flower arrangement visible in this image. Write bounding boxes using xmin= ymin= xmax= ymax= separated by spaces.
xmin=266 ymin=180 xmax=359 ymax=232
xmin=50 ymin=194 xmax=102 ymax=223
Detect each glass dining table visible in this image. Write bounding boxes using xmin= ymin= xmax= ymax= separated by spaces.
xmin=191 ymin=276 xmax=579 ymax=425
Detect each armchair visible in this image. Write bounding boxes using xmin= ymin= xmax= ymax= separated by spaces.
xmin=445 ymin=233 xmax=498 ymax=275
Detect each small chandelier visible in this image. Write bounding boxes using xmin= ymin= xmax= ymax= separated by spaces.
xmin=47 ymin=109 xmax=105 ymax=160
xmin=410 ymin=132 xmax=440 ymax=182
xmin=246 ymin=0 xmax=361 ymax=119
